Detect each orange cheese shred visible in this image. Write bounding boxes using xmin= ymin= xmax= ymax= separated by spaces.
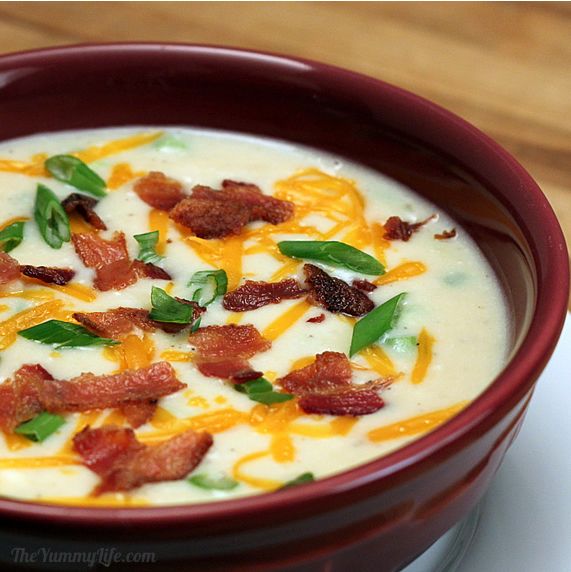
xmin=367 ymin=402 xmax=468 ymax=443
xmin=374 ymin=261 xmax=427 ymax=286
xmin=411 ymin=328 xmax=435 ymax=384
xmin=0 ymin=299 xmax=66 ymax=350
xmin=73 ymin=132 xmax=163 ymax=164
xmin=262 ymin=300 xmax=311 ymax=341
xmin=107 ymin=162 xmax=144 ymax=190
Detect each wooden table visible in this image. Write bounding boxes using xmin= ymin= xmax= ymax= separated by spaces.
xmin=1 ymin=2 xmax=569 ymax=305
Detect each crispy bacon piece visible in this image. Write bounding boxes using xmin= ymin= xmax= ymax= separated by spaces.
xmin=73 ymin=425 xmax=213 ymax=494
xmin=189 ymin=324 xmax=271 ymax=381
xmin=223 ymin=279 xmax=306 ymax=312
xmin=170 ymin=180 xmax=294 ymax=239
xmin=61 ymin=193 xmax=107 ymax=230
xmin=304 ymin=264 xmax=374 ymax=317
xmin=0 ymin=252 xmax=21 ymax=285
xmin=278 ymin=352 xmax=385 ymax=416
xmin=352 ymin=279 xmax=377 ymax=293
xmin=280 ymin=352 xmax=352 ymax=395
xmin=383 ymin=215 xmax=435 ymax=241
xmin=72 ymin=231 xmax=137 ymax=291
xmin=170 ymin=196 xmax=250 ymax=239
xmin=221 ymin=180 xmax=294 ymax=225
xmin=306 ymin=313 xmax=325 ymax=324
xmin=120 ymin=401 xmax=157 ymax=428
xmin=74 ymin=303 xmax=204 ymax=338
xmin=298 ymin=390 xmax=385 ymax=416
xmin=135 ymin=261 xmax=172 ymax=280
xmin=0 ymin=362 xmax=184 ymax=432
xmin=134 ymin=172 xmax=186 ymax=211
xmin=20 ymin=265 xmax=75 ymax=286
xmin=72 ymin=232 xmax=170 ymax=291
xmin=434 ymin=228 xmax=457 ymax=240
xmin=73 ymin=307 xmax=156 ymax=337
xmin=0 ymin=364 xmax=52 ymax=431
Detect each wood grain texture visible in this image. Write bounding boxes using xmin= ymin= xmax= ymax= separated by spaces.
xmin=0 ymin=1 xmax=569 ymax=305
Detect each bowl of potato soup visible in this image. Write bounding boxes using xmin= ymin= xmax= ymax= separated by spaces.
xmin=0 ymin=44 xmax=567 ymax=571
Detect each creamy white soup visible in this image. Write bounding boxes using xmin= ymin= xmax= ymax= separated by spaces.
xmin=0 ymin=128 xmax=508 ymax=506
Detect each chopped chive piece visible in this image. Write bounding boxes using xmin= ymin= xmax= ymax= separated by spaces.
xmin=234 ymin=377 xmax=294 ymax=405
xmin=0 ymin=221 xmax=25 ymax=253
xmin=45 ymin=155 xmax=106 ymax=197
xmin=15 ymin=412 xmax=66 ymax=442
xmin=281 ymin=472 xmax=315 ymax=489
xmin=188 ymin=474 xmax=239 ymax=491
xmin=134 ymin=231 xmax=163 ymax=264
xmin=19 ymin=319 xmax=119 ymax=348
xmin=188 ymin=269 xmax=228 ymax=306
xmin=149 ymin=286 xmax=194 ymax=324
xmin=34 ymin=184 xmax=71 ymax=249
xmin=277 ymin=241 xmax=384 ymax=275
xmin=349 ymin=293 xmax=406 ymax=356
xmin=382 ymin=335 xmax=418 ymax=353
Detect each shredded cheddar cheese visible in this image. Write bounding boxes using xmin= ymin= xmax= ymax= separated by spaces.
xmin=374 ymin=261 xmax=427 ymax=286
xmin=411 ymin=328 xmax=435 ymax=384
xmin=368 ymin=402 xmax=468 ymax=443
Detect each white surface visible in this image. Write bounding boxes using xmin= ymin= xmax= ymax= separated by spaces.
xmin=460 ymin=312 xmax=571 ymax=571
xmin=405 ymin=312 xmax=571 ymax=572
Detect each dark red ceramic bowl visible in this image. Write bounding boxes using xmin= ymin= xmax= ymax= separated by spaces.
xmin=0 ymin=44 xmax=568 ymax=572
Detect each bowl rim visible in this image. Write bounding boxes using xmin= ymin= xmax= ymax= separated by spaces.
xmin=0 ymin=42 xmax=568 ymax=527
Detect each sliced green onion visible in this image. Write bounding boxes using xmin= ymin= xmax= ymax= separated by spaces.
xmin=149 ymin=286 xmax=194 ymax=324
xmin=0 ymin=221 xmax=25 ymax=253
xmin=15 ymin=412 xmax=66 ymax=442
xmin=189 ymin=269 xmax=228 ymax=306
xmin=349 ymin=293 xmax=406 ymax=356
xmin=19 ymin=320 xmax=119 ymax=348
xmin=45 ymin=155 xmax=106 ymax=197
xmin=234 ymin=377 xmax=294 ymax=405
xmin=134 ymin=231 xmax=163 ymax=264
xmin=281 ymin=472 xmax=315 ymax=489
xmin=152 ymin=134 xmax=188 ymax=151
xmin=382 ymin=335 xmax=417 ymax=353
xmin=277 ymin=241 xmax=384 ymax=275
xmin=188 ymin=474 xmax=239 ymax=491
xmin=34 ymin=184 xmax=71 ymax=249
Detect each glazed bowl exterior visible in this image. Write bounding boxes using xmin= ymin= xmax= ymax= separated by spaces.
xmin=0 ymin=44 xmax=567 ymax=572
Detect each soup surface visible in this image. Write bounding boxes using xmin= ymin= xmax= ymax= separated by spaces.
xmin=0 ymin=128 xmax=508 ymax=506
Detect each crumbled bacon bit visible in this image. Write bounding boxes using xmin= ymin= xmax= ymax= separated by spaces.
xmin=306 ymin=313 xmax=326 ymax=324
xmin=189 ymin=324 xmax=271 ymax=381
xmin=20 ymin=265 xmax=75 ymax=286
xmin=278 ymin=352 xmax=386 ymax=416
xmin=170 ymin=196 xmax=251 ymax=239
xmin=221 ymin=180 xmax=294 ymax=225
xmin=0 ymin=362 xmax=184 ymax=432
xmin=73 ymin=308 xmax=156 ymax=337
xmin=120 ymin=401 xmax=157 ymax=428
xmin=170 ymin=180 xmax=294 ymax=239
xmin=73 ymin=304 xmax=204 ymax=338
xmin=134 ymin=261 xmax=172 ymax=281
xmin=298 ymin=390 xmax=384 ymax=416
xmin=61 ymin=193 xmax=107 ymax=231
xmin=73 ymin=425 xmax=213 ymax=494
xmin=72 ymin=232 xmax=171 ymax=291
xmin=383 ymin=215 xmax=435 ymax=241
xmin=434 ymin=228 xmax=457 ymax=240
xmin=72 ymin=232 xmax=137 ymax=291
xmin=304 ymin=264 xmax=374 ymax=317
xmin=134 ymin=172 xmax=186 ymax=211
xmin=223 ymin=279 xmax=306 ymax=312
xmin=352 ymin=279 xmax=377 ymax=293
xmin=0 ymin=252 xmax=21 ymax=285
